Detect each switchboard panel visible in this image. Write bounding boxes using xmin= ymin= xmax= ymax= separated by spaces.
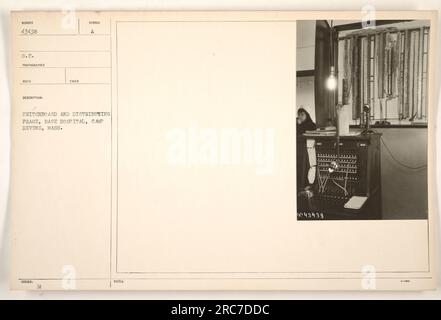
xmin=297 ymin=133 xmax=382 ymax=220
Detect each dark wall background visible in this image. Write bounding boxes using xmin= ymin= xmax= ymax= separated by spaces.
xmin=377 ymin=128 xmax=428 ymax=219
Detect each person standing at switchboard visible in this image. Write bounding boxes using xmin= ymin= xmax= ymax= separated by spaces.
xmin=296 ymin=107 xmax=316 ymax=191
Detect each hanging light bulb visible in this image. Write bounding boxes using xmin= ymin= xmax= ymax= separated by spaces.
xmin=326 ymin=22 xmax=337 ymax=92
xmin=326 ymin=66 xmax=337 ymax=91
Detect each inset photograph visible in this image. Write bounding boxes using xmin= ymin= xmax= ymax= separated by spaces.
xmin=296 ymin=19 xmax=429 ymax=220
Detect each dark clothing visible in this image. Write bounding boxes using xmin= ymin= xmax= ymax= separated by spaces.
xmin=296 ymin=119 xmax=316 ymax=192
xmin=296 ymin=119 xmax=317 ymax=135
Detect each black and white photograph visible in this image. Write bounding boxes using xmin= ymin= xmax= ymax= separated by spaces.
xmin=296 ymin=19 xmax=430 ymax=220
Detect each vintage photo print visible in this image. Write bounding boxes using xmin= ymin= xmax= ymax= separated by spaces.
xmin=296 ymin=19 xmax=430 ymax=220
